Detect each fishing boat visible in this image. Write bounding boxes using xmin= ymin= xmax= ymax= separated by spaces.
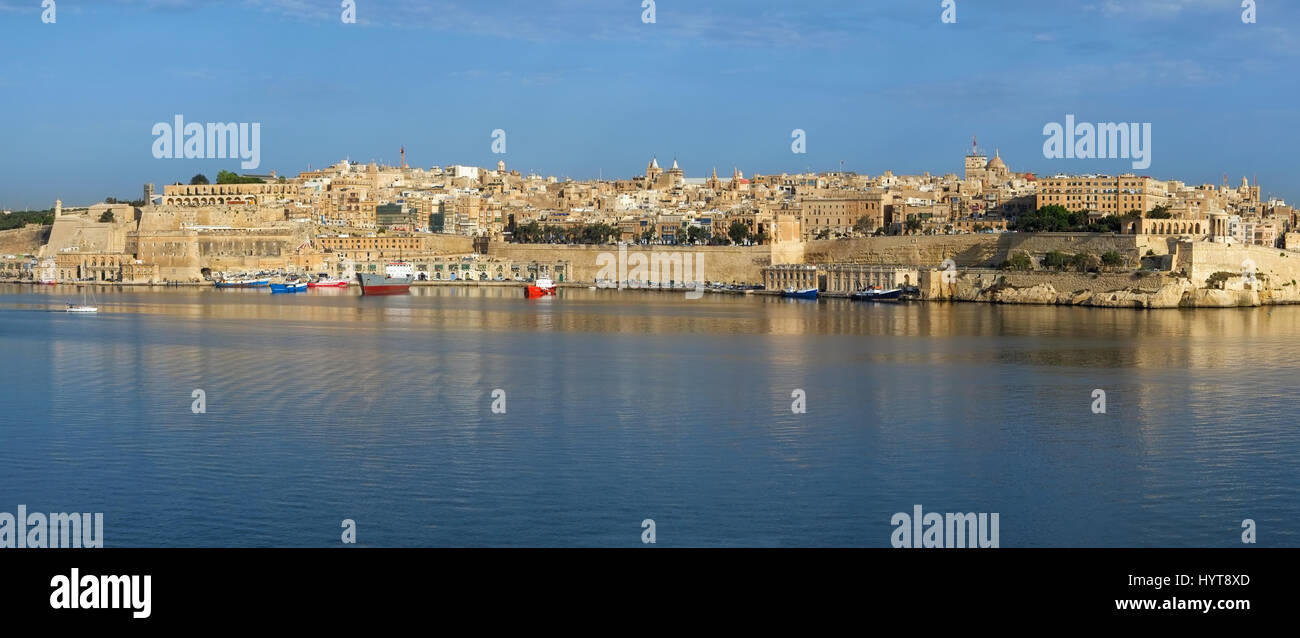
xmin=525 ymin=276 xmax=557 ymax=298
xmin=65 ymin=288 xmax=98 ymax=313
xmin=357 ymin=262 xmax=414 ymax=295
xmin=270 ymin=281 xmax=308 ymax=294
xmin=307 ymin=276 xmax=349 ymax=288
xmin=782 ymin=287 xmax=818 ymax=299
xmin=850 ymin=286 xmax=903 ymax=301
xmin=215 ymin=277 xmax=270 ymax=289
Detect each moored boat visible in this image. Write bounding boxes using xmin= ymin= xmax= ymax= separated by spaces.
xmin=307 ymin=277 xmax=349 ymax=288
xmin=525 ymin=276 xmax=557 ymax=298
xmin=851 ymin=287 xmax=903 ymax=301
xmin=782 ymin=287 xmax=818 ymax=299
xmin=215 ymin=278 xmax=270 ymax=288
xmin=270 ymin=281 xmax=308 ymax=294
xmin=357 ymin=262 xmax=414 ymax=295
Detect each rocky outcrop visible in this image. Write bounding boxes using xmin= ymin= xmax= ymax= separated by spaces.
xmin=943 ymin=272 xmax=1291 ymax=309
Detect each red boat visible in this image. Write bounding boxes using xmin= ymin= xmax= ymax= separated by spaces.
xmin=308 ymin=278 xmax=349 ymax=288
xmin=524 ymin=277 xmax=557 ymax=298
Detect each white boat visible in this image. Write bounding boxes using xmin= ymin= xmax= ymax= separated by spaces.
xmin=65 ymin=287 xmax=98 ymax=313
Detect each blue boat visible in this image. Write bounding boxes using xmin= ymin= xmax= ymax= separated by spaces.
xmin=782 ymin=287 xmax=819 ymax=299
xmin=270 ymin=282 xmax=308 ymax=294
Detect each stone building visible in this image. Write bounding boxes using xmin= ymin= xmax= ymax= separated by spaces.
xmin=763 ymin=264 xmax=818 ymax=290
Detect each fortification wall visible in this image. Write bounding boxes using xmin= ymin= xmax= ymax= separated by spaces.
xmin=0 ymin=225 xmax=50 ymax=255
xmin=486 ymin=242 xmax=773 ymax=283
xmin=803 ymin=233 xmax=1145 ymax=269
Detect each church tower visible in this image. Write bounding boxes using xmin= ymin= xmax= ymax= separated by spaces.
xmin=646 ymin=157 xmax=662 ymax=185
xmin=964 ymin=136 xmax=987 ymax=181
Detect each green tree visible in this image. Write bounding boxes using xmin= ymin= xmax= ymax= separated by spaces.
xmin=190 ymin=174 xmax=210 ymax=185
xmin=1146 ymin=205 xmax=1173 ymax=219
xmin=1000 ymin=252 xmax=1033 ymax=271
xmin=98 ymin=209 xmax=115 ymax=223
xmin=1100 ymin=251 xmax=1125 ymax=268
xmin=1070 ymin=252 xmax=1101 ymax=273
xmin=216 ymin=170 xmax=265 ymax=185
xmin=904 ymin=217 xmax=923 ymax=235
xmin=727 ymin=220 xmax=750 ymax=245
xmin=1042 ymin=250 xmax=1071 ymax=269
xmin=852 ymin=215 xmax=875 ymax=235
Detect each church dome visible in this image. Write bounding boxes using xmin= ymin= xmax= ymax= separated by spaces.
xmin=986 ymin=152 xmax=1006 ymax=171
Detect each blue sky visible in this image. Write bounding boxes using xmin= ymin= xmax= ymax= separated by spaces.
xmin=0 ymin=0 xmax=1296 ymax=208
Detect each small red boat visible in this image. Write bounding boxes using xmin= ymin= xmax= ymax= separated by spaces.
xmin=308 ymin=278 xmax=349 ymax=288
xmin=524 ymin=277 xmax=556 ymax=298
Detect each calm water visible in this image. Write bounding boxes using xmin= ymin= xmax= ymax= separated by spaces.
xmin=1 ymin=283 xmax=1296 ymax=547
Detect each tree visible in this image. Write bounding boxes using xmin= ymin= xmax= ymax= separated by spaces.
xmin=1070 ymin=252 xmax=1101 ymax=273
xmin=1100 ymin=251 xmax=1125 ymax=268
xmin=852 ymin=215 xmax=875 ymax=235
xmin=216 ymin=170 xmax=265 ymax=185
xmin=98 ymin=209 xmax=115 ymax=223
xmin=1000 ymin=252 xmax=1033 ymax=271
xmin=190 ymin=174 xmax=210 ymax=185
xmin=904 ymin=217 xmax=923 ymax=235
xmin=1146 ymin=205 xmax=1173 ymax=219
xmin=727 ymin=220 xmax=750 ymax=245
xmin=1042 ymin=250 xmax=1071 ymax=269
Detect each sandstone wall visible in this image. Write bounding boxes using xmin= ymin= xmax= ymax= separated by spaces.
xmin=803 ymin=233 xmax=1144 ymax=269
xmin=0 ymin=225 xmax=50 ymax=255
xmin=486 ymin=242 xmax=773 ymax=283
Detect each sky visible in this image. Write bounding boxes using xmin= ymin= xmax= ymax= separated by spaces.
xmin=0 ymin=0 xmax=1297 ymax=209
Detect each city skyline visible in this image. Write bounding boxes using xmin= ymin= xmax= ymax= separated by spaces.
xmin=3 ymin=0 xmax=1298 ymax=208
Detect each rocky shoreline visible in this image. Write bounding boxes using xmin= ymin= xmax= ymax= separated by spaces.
xmin=944 ymin=273 xmax=1300 ymax=309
